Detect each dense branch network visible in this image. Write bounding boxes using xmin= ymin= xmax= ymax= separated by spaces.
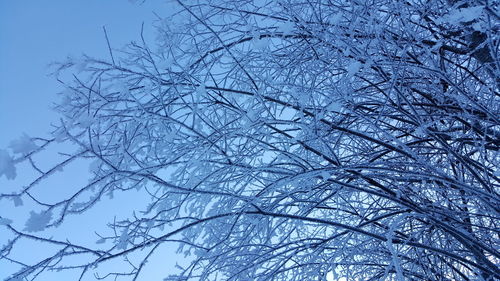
xmin=1 ymin=0 xmax=499 ymax=280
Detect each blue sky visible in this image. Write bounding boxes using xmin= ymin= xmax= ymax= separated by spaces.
xmin=0 ymin=0 xmax=163 ymax=147
xmin=0 ymin=1 xmax=186 ymax=280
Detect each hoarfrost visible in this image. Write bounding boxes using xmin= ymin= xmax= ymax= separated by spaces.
xmin=9 ymin=134 xmax=37 ymax=154
xmin=346 ymin=61 xmax=362 ymax=77
xmin=439 ymin=6 xmax=484 ymax=25
xmin=0 ymin=217 xmax=12 ymax=226
xmin=24 ymin=210 xmax=52 ymax=232
xmin=0 ymin=149 xmax=16 ymax=180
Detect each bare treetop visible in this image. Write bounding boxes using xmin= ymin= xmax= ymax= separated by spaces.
xmin=1 ymin=0 xmax=499 ymax=280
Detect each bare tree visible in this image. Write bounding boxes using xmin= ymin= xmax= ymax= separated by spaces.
xmin=1 ymin=0 xmax=499 ymax=280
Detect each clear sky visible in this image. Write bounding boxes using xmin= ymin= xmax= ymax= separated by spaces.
xmin=0 ymin=1 xmax=184 ymax=280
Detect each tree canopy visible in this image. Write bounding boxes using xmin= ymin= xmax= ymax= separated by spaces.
xmin=1 ymin=0 xmax=499 ymax=280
